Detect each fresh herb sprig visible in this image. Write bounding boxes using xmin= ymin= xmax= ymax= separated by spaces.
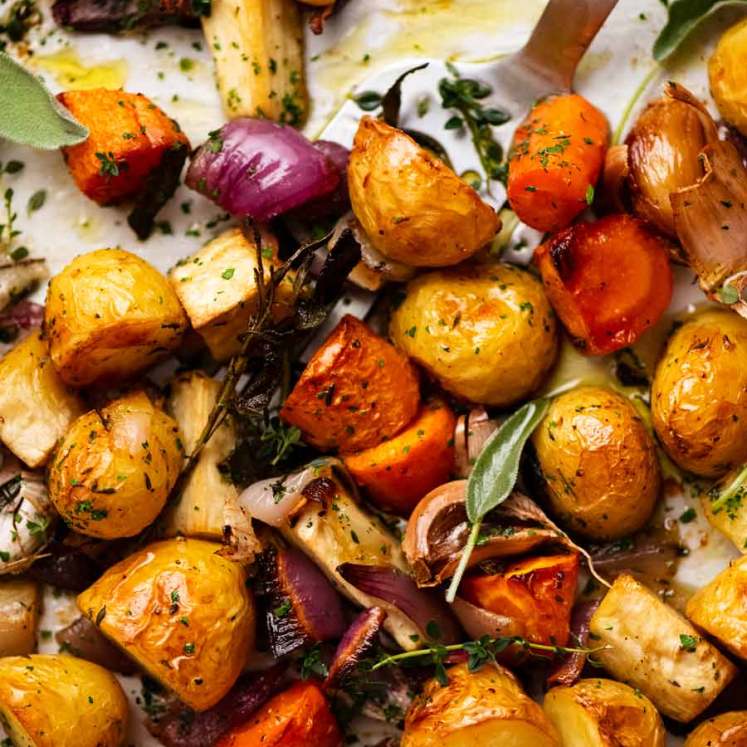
xmin=438 ymin=65 xmax=510 ymax=183
xmin=372 ymin=633 xmax=606 ymax=686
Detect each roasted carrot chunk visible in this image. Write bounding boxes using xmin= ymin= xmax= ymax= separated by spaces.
xmin=344 ymin=398 xmax=456 ymax=516
xmin=280 ymin=314 xmax=420 ymax=454
xmin=58 ymin=88 xmax=189 ymax=207
xmin=534 ymin=214 xmax=673 ymax=356
xmin=461 ymin=554 xmax=579 ymax=647
xmin=217 ymin=681 xmax=343 ymax=747
xmin=507 ymin=93 xmax=608 ymax=233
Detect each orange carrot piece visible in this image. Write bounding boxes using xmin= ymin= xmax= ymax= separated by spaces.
xmin=507 ymin=93 xmax=608 ymax=233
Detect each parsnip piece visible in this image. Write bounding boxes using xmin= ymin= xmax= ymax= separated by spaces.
xmin=589 ymin=573 xmax=737 ymax=722
xmin=202 ymin=0 xmax=307 ymax=124
xmin=0 ymin=578 xmax=39 ymax=656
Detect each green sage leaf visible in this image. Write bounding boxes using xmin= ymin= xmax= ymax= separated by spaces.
xmin=653 ymin=0 xmax=747 ymax=61
xmin=466 ymin=398 xmax=550 ymax=523
xmin=0 ymin=52 xmax=88 ymax=150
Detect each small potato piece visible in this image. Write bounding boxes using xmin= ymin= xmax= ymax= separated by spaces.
xmin=686 ymin=555 xmax=747 ymax=661
xmin=709 ymin=18 xmax=747 ymax=136
xmin=686 ymin=712 xmax=747 ymax=746
xmin=652 ymin=310 xmax=747 ymax=478
xmin=280 ymin=314 xmax=419 ymax=453
xmin=169 ymin=227 xmax=295 ymax=361
xmin=49 ymin=391 xmax=183 ymax=539
xmin=544 ymin=678 xmax=666 ymax=747
xmin=402 ymin=661 xmax=560 ymax=747
xmin=77 ymin=538 xmax=254 ymax=711
xmin=44 ymin=248 xmax=187 ymax=387
xmin=390 ymin=263 xmax=557 ymax=407
xmin=343 ymin=399 xmax=455 ymax=516
xmin=217 ymin=681 xmax=343 ymax=747
xmin=58 ymin=88 xmax=189 ymax=206
xmin=460 ymin=554 xmax=579 ymax=647
xmin=589 ymin=573 xmax=737 ymax=722
xmin=0 ymin=579 xmax=39 ymax=656
xmin=0 ymin=653 xmax=128 ymax=747
xmin=534 ymin=215 xmax=673 ymax=355
xmin=0 ymin=331 xmax=84 ymax=467
xmin=507 ymin=93 xmax=609 ymax=233
xmin=348 ymin=117 xmax=500 ymax=267
xmin=531 ymin=386 xmax=660 ymax=540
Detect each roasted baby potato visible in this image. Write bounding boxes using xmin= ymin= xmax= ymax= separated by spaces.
xmin=531 ymin=386 xmax=660 ymax=540
xmin=686 ymin=555 xmax=747 ymax=661
xmin=652 ymin=310 xmax=747 ymax=478
xmin=77 ymin=538 xmax=254 ymax=711
xmin=507 ymin=93 xmax=608 ymax=233
xmin=348 ymin=117 xmax=500 ymax=267
xmin=709 ymin=17 xmax=747 ymax=136
xmin=534 ymin=215 xmax=673 ymax=355
xmin=0 ymin=578 xmax=39 ymax=656
xmin=217 ymin=681 xmax=343 ymax=747
xmin=58 ymin=88 xmax=189 ymax=207
xmin=203 ymin=0 xmax=308 ymax=124
xmin=0 ymin=330 xmax=84 ymax=467
xmin=589 ymin=573 xmax=737 ymax=722
xmin=49 ymin=391 xmax=183 ymax=539
xmin=544 ymin=678 xmax=666 ymax=747
xmin=685 ymin=712 xmax=747 ymax=746
xmin=390 ymin=263 xmax=557 ymax=406
xmin=402 ymin=661 xmax=560 ymax=746
xmin=460 ymin=553 xmax=579 ymax=647
xmin=281 ymin=314 xmax=420 ymax=453
xmin=701 ymin=466 xmax=747 ymax=552
xmin=169 ymin=226 xmax=295 ymax=361
xmin=343 ymin=398 xmax=456 ymax=516
xmin=44 ymin=248 xmax=188 ymax=387
xmin=0 ymin=653 xmax=128 ymax=747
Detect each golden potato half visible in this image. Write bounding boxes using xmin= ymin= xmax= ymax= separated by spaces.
xmin=0 ymin=653 xmax=128 ymax=747
xmin=652 ymin=310 xmax=747 ymax=478
xmin=686 ymin=712 xmax=747 ymax=746
xmin=531 ymin=386 xmax=660 ymax=539
xmin=687 ymin=555 xmax=747 ymax=661
xmin=49 ymin=390 xmax=184 ymax=539
xmin=709 ymin=17 xmax=747 ymax=136
xmin=390 ymin=263 xmax=557 ymax=406
xmin=544 ymin=678 xmax=666 ymax=747
xmin=44 ymin=248 xmax=187 ymax=387
xmin=402 ymin=662 xmax=560 ymax=747
xmin=77 ymin=538 xmax=254 ymax=711
xmin=348 ymin=117 xmax=499 ymax=267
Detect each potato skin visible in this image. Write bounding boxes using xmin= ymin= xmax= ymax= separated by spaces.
xmin=343 ymin=398 xmax=455 ymax=516
xmin=652 ymin=310 xmax=747 ymax=478
xmin=686 ymin=555 xmax=747 ymax=661
xmin=531 ymin=386 xmax=660 ymax=539
xmin=685 ymin=712 xmax=747 ymax=746
xmin=709 ymin=18 xmax=747 ymax=136
xmin=402 ymin=662 xmax=560 ymax=747
xmin=77 ymin=538 xmax=254 ymax=711
xmin=44 ymin=248 xmax=187 ymax=387
xmin=281 ymin=314 xmax=420 ymax=453
xmin=348 ymin=117 xmax=499 ymax=267
xmin=590 ymin=573 xmax=737 ymax=723
xmin=0 ymin=653 xmax=128 ymax=747
xmin=49 ymin=391 xmax=183 ymax=539
xmin=544 ymin=678 xmax=666 ymax=747
xmin=390 ymin=263 xmax=557 ymax=406
xmin=0 ymin=330 xmax=84 ymax=467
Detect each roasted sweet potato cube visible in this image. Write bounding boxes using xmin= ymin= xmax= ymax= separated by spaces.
xmin=58 ymin=88 xmax=189 ymax=206
xmin=461 ymin=554 xmax=579 ymax=647
xmin=280 ymin=314 xmax=420 ymax=454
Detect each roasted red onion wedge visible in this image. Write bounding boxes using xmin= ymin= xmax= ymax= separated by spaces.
xmin=546 ymin=600 xmax=601 ymax=688
xmin=56 ymin=616 xmax=137 ymax=675
xmin=186 ymin=119 xmax=341 ymax=221
xmin=325 ymin=606 xmax=387 ymax=688
xmin=258 ymin=546 xmax=347 ymax=657
xmin=337 ymin=563 xmax=461 ymax=644
xmin=453 ymin=408 xmax=498 ymax=479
